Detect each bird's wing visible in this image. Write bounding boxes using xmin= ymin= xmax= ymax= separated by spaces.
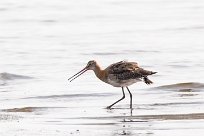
xmin=106 ymin=61 xmax=156 ymax=80
xmin=106 ymin=61 xmax=138 ymax=74
xmin=106 ymin=61 xmax=143 ymax=80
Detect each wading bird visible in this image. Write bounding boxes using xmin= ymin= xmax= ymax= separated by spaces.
xmin=68 ymin=60 xmax=156 ymax=109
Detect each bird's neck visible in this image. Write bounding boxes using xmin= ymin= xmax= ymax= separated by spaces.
xmin=94 ymin=64 xmax=107 ymax=82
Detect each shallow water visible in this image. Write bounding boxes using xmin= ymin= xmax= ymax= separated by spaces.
xmin=1 ymin=0 xmax=204 ymax=135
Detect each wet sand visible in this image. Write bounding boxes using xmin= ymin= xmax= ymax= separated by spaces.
xmin=1 ymin=108 xmax=204 ymax=136
xmin=1 ymin=82 xmax=204 ymax=135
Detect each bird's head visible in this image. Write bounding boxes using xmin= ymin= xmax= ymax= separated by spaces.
xmin=68 ymin=60 xmax=97 ymax=82
xmin=85 ymin=60 xmax=97 ymax=70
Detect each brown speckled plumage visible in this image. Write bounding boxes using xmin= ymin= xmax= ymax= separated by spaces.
xmin=68 ymin=60 xmax=157 ymax=109
xmin=105 ymin=60 xmax=156 ymax=85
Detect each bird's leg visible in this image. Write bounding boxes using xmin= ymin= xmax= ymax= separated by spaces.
xmin=106 ymin=87 xmax=125 ymax=109
xmin=126 ymin=87 xmax=132 ymax=109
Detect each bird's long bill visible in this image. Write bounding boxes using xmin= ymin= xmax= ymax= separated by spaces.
xmin=68 ymin=67 xmax=88 ymax=82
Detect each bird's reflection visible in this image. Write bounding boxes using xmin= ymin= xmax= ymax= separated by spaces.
xmin=106 ymin=107 xmax=153 ymax=136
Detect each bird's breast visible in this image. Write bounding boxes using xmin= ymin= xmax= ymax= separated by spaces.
xmin=107 ymin=78 xmax=141 ymax=87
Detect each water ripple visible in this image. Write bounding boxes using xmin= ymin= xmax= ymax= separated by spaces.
xmin=21 ymin=93 xmax=113 ymax=100
xmin=0 ymin=72 xmax=33 ymax=81
xmin=154 ymin=82 xmax=204 ymax=90
xmin=82 ymin=50 xmax=160 ymax=56
xmin=74 ymin=113 xmax=204 ymax=121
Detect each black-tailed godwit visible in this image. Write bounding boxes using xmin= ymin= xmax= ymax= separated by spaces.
xmin=68 ymin=60 xmax=157 ymax=109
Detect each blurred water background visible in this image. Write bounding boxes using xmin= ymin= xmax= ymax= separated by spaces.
xmin=0 ymin=0 xmax=204 ymax=135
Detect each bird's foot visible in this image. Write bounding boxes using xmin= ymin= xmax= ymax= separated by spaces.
xmin=106 ymin=106 xmax=112 ymax=109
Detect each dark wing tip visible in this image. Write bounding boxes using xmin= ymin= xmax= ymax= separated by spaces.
xmin=151 ymin=71 xmax=157 ymax=75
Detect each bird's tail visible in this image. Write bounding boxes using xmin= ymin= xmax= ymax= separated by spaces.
xmin=138 ymin=69 xmax=157 ymax=84
xmin=144 ymin=77 xmax=153 ymax=85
